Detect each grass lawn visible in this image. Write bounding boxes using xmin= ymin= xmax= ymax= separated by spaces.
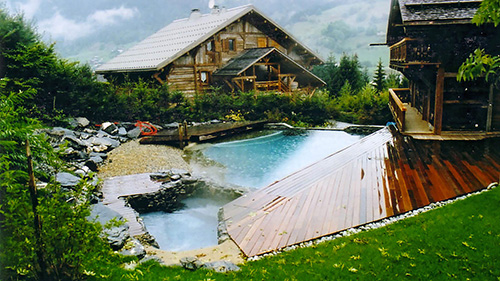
xmin=92 ymin=187 xmax=500 ymax=280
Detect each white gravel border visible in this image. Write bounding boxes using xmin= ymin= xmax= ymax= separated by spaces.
xmin=248 ymin=182 xmax=498 ymax=261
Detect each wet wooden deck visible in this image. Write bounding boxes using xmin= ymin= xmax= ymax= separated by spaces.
xmin=221 ymin=127 xmax=500 ymax=257
xmin=101 ymin=173 xmax=163 ymax=237
xmin=140 ymin=120 xmax=267 ymax=145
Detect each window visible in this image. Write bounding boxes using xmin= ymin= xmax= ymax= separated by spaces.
xmin=200 ymin=72 xmax=208 ymax=83
xmin=198 ymin=71 xmax=211 ymax=86
xmin=222 ymin=38 xmax=237 ymax=52
xmin=206 ymin=40 xmax=214 ymax=52
xmin=228 ymin=39 xmax=235 ymax=51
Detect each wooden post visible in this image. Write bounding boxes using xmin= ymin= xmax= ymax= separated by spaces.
xmin=486 ymin=83 xmax=494 ymax=132
xmin=26 ymin=139 xmax=47 ymax=279
xmin=183 ymin=120 xmax=188 ymax=146
xmin=433 ymin=66 xmax=445 ymax=135
xmin=178 ymin=124 xmax=184 ymax=149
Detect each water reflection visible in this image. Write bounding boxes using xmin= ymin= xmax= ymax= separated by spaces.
xmin=196 ymin=130 xmax=362 ymax=188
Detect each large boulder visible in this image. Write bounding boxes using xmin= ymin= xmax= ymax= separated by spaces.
xmin=180 ymin=257 xmax=204 ymax=270
xmin=127 ymin=127 xmax=142 ymax=139
xmin=75 ymin=117 xmax=90 ymax=128
xmin=89 ymin=203 xmax=131 ymax=250
xmin=120 ymin=239 xmax=146 ymax=259
xmin=56 ymin=172 xmax=81 ymax=188
xmin=202 ymin=261 xmax=241 ymax=273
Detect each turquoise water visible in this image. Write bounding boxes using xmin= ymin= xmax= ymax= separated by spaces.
xmin=199 ymin=130 xmax=362 ymax=188
xmin=142 ymin=130 xmax=362 ymax=251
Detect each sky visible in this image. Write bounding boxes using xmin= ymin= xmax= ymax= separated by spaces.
xmin=3 ymin=0 xmax=139 ymax=41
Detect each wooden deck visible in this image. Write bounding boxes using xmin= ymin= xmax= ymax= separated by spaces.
xmin=221 ymin=127 xmax=500 ymax=257
xmin=140 ymin=120 xmax=267 ymax=145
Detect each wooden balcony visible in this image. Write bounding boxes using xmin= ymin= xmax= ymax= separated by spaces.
xmin=390 ymin=38 xmax=436 ymax=68
xmin=388 ymin=88 xmax=409 ymax=131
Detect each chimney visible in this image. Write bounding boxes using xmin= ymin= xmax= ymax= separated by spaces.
xmin=211 ymin=5 xmax=220 ymax=14
xmin=189 ymin=8 xmax=202 ymax=20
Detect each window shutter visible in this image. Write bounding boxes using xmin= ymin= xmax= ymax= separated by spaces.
xmin=222 ymin=39 xmax=229 ymax=52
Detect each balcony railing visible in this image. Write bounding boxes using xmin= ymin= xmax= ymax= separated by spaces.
xmin=389 ymin=88 xmax=410 ymax=131
xmin=390 ymin=38 xmax=434 ymax=65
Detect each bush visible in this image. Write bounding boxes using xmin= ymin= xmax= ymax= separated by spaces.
xmin=0 ymin=85 xmax=114 ymax=281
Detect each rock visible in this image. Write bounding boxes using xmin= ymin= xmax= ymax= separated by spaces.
xmin=89 ymin=152 xmax=108 ymax=159
xmin=85 ymin=155 xmax=104 ymax=172
xmin=202 ymin=261 xmax=241 ymax=273
xmin=217 ymin=208 xmax=230 ymax=244
xmin=117 ymin=127 xmax=128 ymax=137
xmin=89 ymin=203 xmax=131 ymax=250
xmin=170 ymin=174 xmax=181 ymax=181
xmin=102 ymin=122 xmax=119 ymax=135
xmin=135 ymin=233 xmax=159 ymax=248
xmin=56 ymin=172 xmax=81 ymax=188
xmin=120 ymin=239 xmax=146 ymax=259
xmin=61 ymin=135 xmax=86 ymax=149
xmin=139 ymin=255 xmax=165 ymax=266
xmin=163 ymin=122 xmax=179 ymax=129
xmin=60 ymin=147 xmax=88 ymax=161
xmin=170 ymin=169 xmax=191 ymax=177
xmin=74 ymin=166 xmax=91 ymax=177
xmin=127 ymin=127 xmax=142 ymax=139
xmin=75 ymin=117 xmax=90 ymax=128
xmin=107 ymin=227 xmax=131 ymax=250
xmin=180 ymin=257 xmax=204 ymax=270
xmin=150 ymin=172 xmax=171 ymax=182
xmin=90 ymin=136 xmax=120 ymax=150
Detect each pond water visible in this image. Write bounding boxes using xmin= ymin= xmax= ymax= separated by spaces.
xmin=141 ymin=129 xmax=363 ymax=251
xmin=194 ymin=130 xmax=363 ymax=189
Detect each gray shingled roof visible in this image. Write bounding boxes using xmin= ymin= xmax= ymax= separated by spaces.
xmin=399 ymin=0 xmax=481 ymax=23
xmin=96 ymin=5 xmax=322 ymax=73
xmin=214 ymin=47 xmax=326 ymax=86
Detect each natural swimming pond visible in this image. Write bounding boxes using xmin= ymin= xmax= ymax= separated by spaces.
xmin=141 ymin=129 xmax=363 ymax=251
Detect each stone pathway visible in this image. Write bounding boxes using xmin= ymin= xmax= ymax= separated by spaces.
xmin=101 ymin=173 xmax=163 ymax=236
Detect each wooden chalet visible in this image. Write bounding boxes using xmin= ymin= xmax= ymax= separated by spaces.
xmin=386 ymin=0 xmax=500 ymax=139
xmin=95 ymin=5 xmax=325 ymax=95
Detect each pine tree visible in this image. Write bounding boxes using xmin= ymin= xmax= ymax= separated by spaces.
xmin=373 ymin=58 xmax=386 ymax=93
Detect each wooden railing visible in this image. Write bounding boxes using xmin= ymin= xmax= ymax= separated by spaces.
xmin=389 ymin=88 xmax=409 ymax=131
xmin=390 ymin=38 xmax=433 ymax=64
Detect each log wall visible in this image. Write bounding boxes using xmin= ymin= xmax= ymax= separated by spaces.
xmin=164 ymin=19 xmax=305 ymax=95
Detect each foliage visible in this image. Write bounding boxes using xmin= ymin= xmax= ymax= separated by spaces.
xmin=472 ymin=0 xmax=500 ymax=27
xmin=458 ymin=0 xmax=500 ymax=84
xmin=330 ymin=84 xmax=391 ymax=125
xmin=458 ymin=48 xmax=500 ymax=86
xmin=373 ymin=58 xmax=386 ymax=92
xmin=0 ymin=83 xmax=114 ymax=280
xmin=86 ymin=187 xmax=500 ymax=280
xmin=312 ymin=54 xmax=369 ymax=96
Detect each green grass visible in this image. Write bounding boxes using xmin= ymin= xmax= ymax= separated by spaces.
xmin=91 ymin=187 xmax=500 ymax=280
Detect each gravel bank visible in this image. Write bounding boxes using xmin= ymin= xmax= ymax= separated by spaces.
xmin=98 ymin=139 xmax=191 ymax=179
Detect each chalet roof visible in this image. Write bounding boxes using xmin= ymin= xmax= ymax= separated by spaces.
xmin=96 ymin=5 xmax=322 ymax=73
xmin=213 ymin=47 xmax=326 ymax=85
xmin=399 ymin=0 xmax=481 ymax=24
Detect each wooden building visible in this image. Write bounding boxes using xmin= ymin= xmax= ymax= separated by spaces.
xmin=96 ymin=5 xmax=325 ymax=95
xmin=386 ymin=0 xmax=500 ymax=138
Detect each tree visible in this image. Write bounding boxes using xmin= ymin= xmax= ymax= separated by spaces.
xmin=312 ymin=53 xmax=369 ymax=96
xmin=458 ymin=0 xmax=500 ymax=85
xmin=373 ymin=58 xmax=386 ymax=92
